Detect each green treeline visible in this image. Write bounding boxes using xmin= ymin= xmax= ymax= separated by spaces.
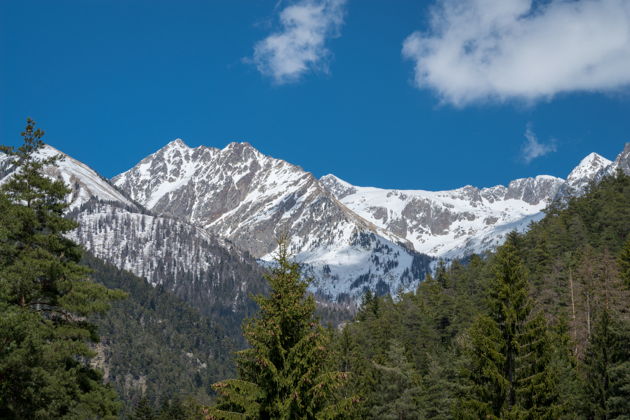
xmin=85 ymin=252 xmax=237 ymax=417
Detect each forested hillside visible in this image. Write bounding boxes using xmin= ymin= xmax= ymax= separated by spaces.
xmin=84 ymin=253 xmax=238 ymax=416
xmin=326 ymin=171 xmax=630 ymax=419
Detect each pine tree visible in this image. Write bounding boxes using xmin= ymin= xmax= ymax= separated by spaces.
xmin=156 ymin=397 xmax=190 ymax=420
xmin=205 ymin=240 xmax=355 ymax=419
xmin=457 ymin=232 xmax=559 ymax=419
xmin=435 ymin=260 xmax=449 ymax=289
xmin=547 ymin=314 xmax=582 ymax=418
xmin=0 ymin=119 xmax=125 ymax=419
xmin=332 ymin=326 xmax=374 ymax=418
xmin=457 ymin=314 xmax=506 ymax=419
xmin=516 ymin=312 xmax=560 ymax=419
xmin=356 ymin=289 xmax=381 ymax=323
xmin=371 ymin=339 xmax=422 ymax=420
xmin=417 ymin=354 xmax=457 ymax=420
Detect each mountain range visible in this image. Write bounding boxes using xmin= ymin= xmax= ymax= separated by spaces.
xmin=2 ymin=140 xmax=629 ymax=303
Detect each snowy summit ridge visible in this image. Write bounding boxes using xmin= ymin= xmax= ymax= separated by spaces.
xmin=3 ymin=139 xmax=628 ymax=302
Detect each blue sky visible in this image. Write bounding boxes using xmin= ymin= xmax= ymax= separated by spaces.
xmin=1 ymin=0 xmax=629 ymax=190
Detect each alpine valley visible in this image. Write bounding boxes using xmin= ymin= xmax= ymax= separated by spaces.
xmin=2 ymin=139 xmax=630 ymax=414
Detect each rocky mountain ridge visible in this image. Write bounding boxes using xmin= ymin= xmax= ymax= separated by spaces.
xmin=112 ymin=139 xmax=431 ymax=300
xmin=319 ymin=149 xmax=617 ymax=258
xmin=2 ymin=141 xmax=628 ymax=302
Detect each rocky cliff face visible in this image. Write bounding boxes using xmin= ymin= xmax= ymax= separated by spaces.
xmin=606 ymin=143 xmax=630 ymax=177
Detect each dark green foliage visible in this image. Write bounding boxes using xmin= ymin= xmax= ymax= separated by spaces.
xmin=207 ymin=240 xmax=355 ymax=419
xmin=0 ymin=119 xmax=124 ymax=419
xmin=333 ymin=263 xmax=483 ymax=418
xmin=356 ymin=289 xmax=378 ymax=321
xmin=417 ymin=353 xmax=457 ymax=419
xmin=371 ymin=340 xmax=422 ymax=419
xmin=582 ymin=309 xmax=630 ymax=419
xmin=131 ymin=397 xmax=157 ymax=420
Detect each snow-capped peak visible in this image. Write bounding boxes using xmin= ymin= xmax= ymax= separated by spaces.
xmin=567 ymin=152 xmax=612 ymax=185
xmin=111 ymin=139 xmax=630 ymax=300
xmin=607 ymin=142 xmax=630 ymax=176
xmin=165 ymin=138 xmax=189 ymax=149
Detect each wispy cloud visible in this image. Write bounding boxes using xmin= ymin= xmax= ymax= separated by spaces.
xmin=402 ymin=0 xmax=630 ymax=106
xmin=521 ymin=126 xmax=557 ymax=164
xmin=251 ymin=0 xmax=347 ymax=84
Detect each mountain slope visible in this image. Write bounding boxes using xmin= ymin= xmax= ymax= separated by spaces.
xmin=68 ymin=199 xmax=266 ymax=323
xmin=0 ymin=145 xmax=138 ymax=210
xmin=1 ymin=145 xmax=267 ymax=323
xmin=85 ymin=253 xmax=234 ymax=416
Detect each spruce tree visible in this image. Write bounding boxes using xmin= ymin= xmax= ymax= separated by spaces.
xmin=206 ymin=240 xmax=354 ymax=419
xmin=417 ymin=354 xmax=457 ymax=420
xmin=336 ymin=327 xmax=375 ymax=417
xmin=131 ymin=397 xmax=156 ymax=420
xmin=457 ymin=232 xmax=559 ymax=419
xmin=0 ymin=119 xmax=125 ymax=419
xmin=547 ymin=314 xmax=582 ymax=418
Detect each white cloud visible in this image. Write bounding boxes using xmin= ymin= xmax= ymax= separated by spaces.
xmin=521 ymin=126 xmax=556 ymax=163
xmin=252 ymin=0 xmax=347 ymax=84
xmin=402 ymin=0 xmax=630 ymax=106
